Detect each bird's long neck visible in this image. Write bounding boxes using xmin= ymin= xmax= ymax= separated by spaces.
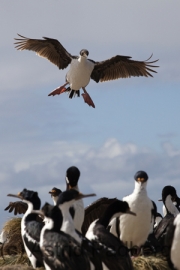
xmin=39 ymin=217 xmax=54 ymax=249
xmin=59 ymin=203 xmax=81 ymax=243
xmin=78 ymin=56 xmax=87 ymax=63
xmin=52 ymin=196 xmax=58 ymax=205
xmin=133 ymin=181 xmax=147 ymax=194
xmin=21 ymin=200 xmax=38 ymax=237
xmin=22 ymin=200 xmax=34 ymax=223
xmin=164 ymin=195 xmax=179 ymax=216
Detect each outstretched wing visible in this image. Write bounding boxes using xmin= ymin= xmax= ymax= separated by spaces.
xmin=91 ymin=54 xmax=159 ymax=83
xmin=4 ymin=201 xmax=27 ymax=215
xmin=81 ymin=197 xmax=117 ymax=235
xmin=14 ymin=34 xmax=74 ymax=70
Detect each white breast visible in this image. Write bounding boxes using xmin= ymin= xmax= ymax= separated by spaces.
xmin=67 ymin=58 xmax=94 ymax=90
xmin=73 ymin=198 xmax=85 ymax=232
xmin=171 ymin=214 xmax=180 ymax=270
xmin=163 ymin=196 xmax=179 ymax=217
xmin=109 ymin=182 xmax=153 ymax=248
xmin=120 ymin=191 xmax=153 ymax=248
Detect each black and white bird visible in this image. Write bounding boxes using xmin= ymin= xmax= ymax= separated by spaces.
xmin=49 ymin=187 xmax=62 ymax=205
xmin=155 ymin=186 xmax=179 ymax=246
xmin=7 ymin=189 xmax=44 ymax=268
xmin=57 ymin=189 xmax=104 ymax=270
xmin=39 ymin=202 xmax=92 ymax=270
xmin=86 ymin=199 xmax=135 ymax=270
xmin=57 ymin=189 xmax=95 ymax=242
xmin=165 ymin=213 xmax=180 ymax=270
xmin=159 ymin=186 xmax=180 ymax=217
xmin=47 ymin=189 xmax=103 ymax=269
xmin=14 ymin=34 xmax=159 ymax=108
xmin=109 ymin=171 xmax=155 ymax=254
xmin=82 ymin=197 xmax=117 ymax=235
xmin=65 ymin=166 xmax=85 ymax=232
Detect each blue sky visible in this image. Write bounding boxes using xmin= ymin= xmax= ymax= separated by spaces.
xmin=0 ymin=0 xmax=180 ymax=227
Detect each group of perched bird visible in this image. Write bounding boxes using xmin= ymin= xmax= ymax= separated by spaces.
xmin=2 ymin=166 xmax=180 ymax=270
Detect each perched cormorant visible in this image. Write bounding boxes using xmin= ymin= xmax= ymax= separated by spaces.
xmin=7 ymin=189 xmax=44 ymax=268
xmin=109 ymin=171 xmax=155 ymax=255
xmin=86 ymin=200 xmax=135 ymax=270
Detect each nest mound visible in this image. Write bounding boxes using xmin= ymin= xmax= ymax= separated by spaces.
xmin=133 ymin=255 xmax=171 ymax=270
xmin=0 ymin=266 xmax=33 ymax=270
xmin=0 ymin=264 xmax=44 ymax=270
xmin=0 ymin=218 xmax=24 ymax=256
xmin=0 ymin=254 xmax=29 ymax=268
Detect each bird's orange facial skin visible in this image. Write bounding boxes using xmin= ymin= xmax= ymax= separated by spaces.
xmin=17 ymin=192 xmax=23 ymax=198
xmin=137 ymin=178 xmax=145 ymax=183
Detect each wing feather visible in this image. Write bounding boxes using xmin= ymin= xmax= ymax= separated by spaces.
xmin=4 ymin=201 xmax=27 ymax=215
xmin=91 ymin=54 xmax=159 ymax=83
xmin=81 ymin=197 xmax=117 ymax=235
xmin=14 ymin=34 xmax=73 ymax=70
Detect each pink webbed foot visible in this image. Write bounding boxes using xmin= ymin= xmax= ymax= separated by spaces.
xmin=81 ymin=88 xmax=95 ymax=108
xmin=48 ymin=83 xmax=68 ymax=96
xmin=82 ymin=93 xmax=95 ymax=108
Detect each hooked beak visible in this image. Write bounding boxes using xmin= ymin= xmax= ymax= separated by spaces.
xmin=75 ymin=193 xmax=96 ymax=201
xmin=49 ymin=190 xmax=55 ymax=196
xmin=7 ymin=193 xmax=23 ymax=200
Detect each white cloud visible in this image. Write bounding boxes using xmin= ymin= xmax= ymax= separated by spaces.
xmin=162 ymin=142 xmax=180 ymax=157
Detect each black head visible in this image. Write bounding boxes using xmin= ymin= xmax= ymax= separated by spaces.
xmin=66 ymin=166 xmax=80 ymax=189
xmin=99 ymin=199 xmax=136 ymax=227
xmin=41 ymin=202 xmax=63 ymax=229
xmin=7 ymin=188 xmax=41 ymax=210
xmin=161 ymin=185 xmax=177 ymax=202
xmin=110 ymin=200 xmax=136 ymax=215
xmin=49 ymin=187 xmax=62 ymax=197
xmin=80 ymin=49 xmax=89 ymax=57
xmin=134 ymin=170 xmax=148 ymax=183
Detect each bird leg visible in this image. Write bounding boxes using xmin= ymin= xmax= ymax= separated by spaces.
xmin=130 ymin=246 xmax=142 ymax=257
xmin=81 ymin=87 xmax=95 ymax=108
xmin=48 ymin=82 xmax=69 ymax=96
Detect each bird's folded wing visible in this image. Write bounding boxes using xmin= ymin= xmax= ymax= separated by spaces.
xmin=91 ymin=55 xmax=159 ymax=83
xmin=14 ymin=34 xmax=74 ymax=69
xmin=81 ymin=197 xmax=117 ymax=235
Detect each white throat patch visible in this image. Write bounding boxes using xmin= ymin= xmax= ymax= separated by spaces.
xmin=66 ymin=177 xmax=69 ymax=184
